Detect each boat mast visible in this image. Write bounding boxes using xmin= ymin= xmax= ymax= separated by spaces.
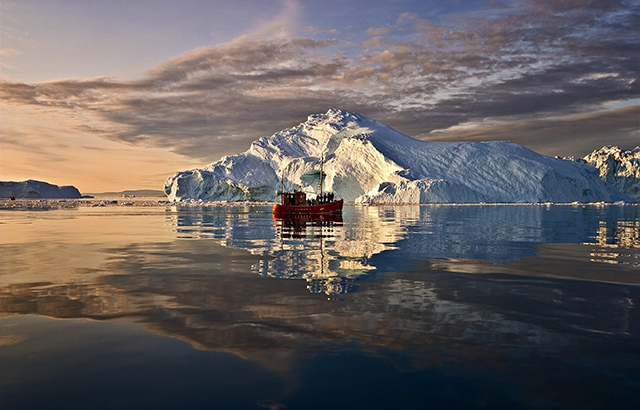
xmin=319 ymin=153 xmax=324 ymax=197
xmin=280 ymin=170 xmax=284 ymax=194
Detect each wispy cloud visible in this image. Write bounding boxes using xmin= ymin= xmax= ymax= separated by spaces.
xmin=1 ymin=0 xmax=638 ymax=160
xmin=428 ymin=105 xmax=640 ymax=155
xmin=0 ymin=48 xmax=22 ymax=71
xmin=0 ymin=48 xmax=21 ymax=57
xmin=0 ymin=28 xmax=38 ymax=47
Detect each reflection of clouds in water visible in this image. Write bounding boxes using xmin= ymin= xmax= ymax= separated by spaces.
xmin=0 ymin=334 xmax=27 ymax=346
xmin=380 ymin=279 xmax=564 ymax=347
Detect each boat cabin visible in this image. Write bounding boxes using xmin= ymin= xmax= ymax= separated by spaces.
xmin=279 ymin=190 xmax=338 ymax=206
xmin=280 ymin=190 xmax=307 ymax=206
xmin=274 ymin=189 xmax=342 ymax=216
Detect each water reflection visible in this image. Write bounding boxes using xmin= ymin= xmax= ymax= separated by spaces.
xmin=169 ymin=206 xmax=419 ymax=294
xmin=1 ymin=205 xmax=639 ymax=409
xmin=273 ymin=214 xmax=355 ymax=294
xmin=586 ymin=220 xmax=640 ymax=266
xmin=168 ymin=205 xmax=640 ymax=293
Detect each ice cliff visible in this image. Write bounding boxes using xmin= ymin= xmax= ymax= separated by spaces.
xmin=164 ymin=109 xmax=629 ymax=203
xmin=578 ymin=146 xmax=640 ymax=200
xmin=0 ymin=180 xmax=81 ymax=198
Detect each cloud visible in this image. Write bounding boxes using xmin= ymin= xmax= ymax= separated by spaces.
xmin=305 ymin=26 xmax=339 ymax=35
xmin=366 ymin=27 xmax=393 ymax=37
xmin=425 ymin=105 xmax=640 ymax=157
xmin=0 ymin=48 xmax=21 ymax=57
xmin=0 ymin=0 xmax=638 ymax=162
xmin=0 ymin=48 xmax=22 ymax=70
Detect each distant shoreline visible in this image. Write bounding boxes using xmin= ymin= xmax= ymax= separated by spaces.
xmin=84 ymin=189 xmax=166 ymax=198
xmin=0 ymin=198 xmax=637 ymax=211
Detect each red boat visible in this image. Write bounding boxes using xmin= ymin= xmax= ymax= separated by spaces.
xmin=273 ymin=190 xmax=343 ymax=216
xmin=274 ymin=152 xmax=343 ymax=216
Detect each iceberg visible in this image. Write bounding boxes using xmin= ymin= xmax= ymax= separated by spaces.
xmin=579 ymin=146 xmax=640 ymax=200
xmin=165 ymin=109 xmax=630 ymax=203
xmin=0 ymin=180 xmax=81 ymax=199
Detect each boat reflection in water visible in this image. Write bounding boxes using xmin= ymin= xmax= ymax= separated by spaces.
xmin=274 ymin=212 xmax=343 ymax=239
xmin=272 ymin=212 xmax=353 ymax=294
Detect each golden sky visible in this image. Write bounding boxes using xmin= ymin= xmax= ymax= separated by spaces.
xmin=1 ymin=0 xmax=638 ymax=192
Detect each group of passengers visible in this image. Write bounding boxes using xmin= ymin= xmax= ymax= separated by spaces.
xmin=307 ymin=192 xmax=334 ymax=206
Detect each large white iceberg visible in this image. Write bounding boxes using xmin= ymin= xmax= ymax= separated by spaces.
xmin=164 ymin=109 xmax=630 ymax=203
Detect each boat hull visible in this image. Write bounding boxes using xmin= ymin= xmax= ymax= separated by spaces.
xmin=272 ymin=199 xmax=343 ymax=216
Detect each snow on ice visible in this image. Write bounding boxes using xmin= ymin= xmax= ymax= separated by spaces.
xmin=164 ymin=109 xmax=632 ymax=204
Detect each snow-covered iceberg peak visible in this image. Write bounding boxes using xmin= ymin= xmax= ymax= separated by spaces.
xmin=164 ymin=109 xmax=630 ymax=203
xmin=581 ymin=146 xmax=640 ymax=200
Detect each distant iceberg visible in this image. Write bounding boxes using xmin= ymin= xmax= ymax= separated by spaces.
xmin=576 ymin=146 xmax=640 ymax=200
xmin=165 ymin=109 xmax=631 ymax=204
xmin=0 ymin=180 xmax=81 ymax=199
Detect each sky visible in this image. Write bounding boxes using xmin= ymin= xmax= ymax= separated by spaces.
xmin=1 ymin=0 xmax=639 ymax=192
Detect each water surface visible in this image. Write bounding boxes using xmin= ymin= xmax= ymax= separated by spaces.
xmin=1 ymin=204 xmax=638 ymax=409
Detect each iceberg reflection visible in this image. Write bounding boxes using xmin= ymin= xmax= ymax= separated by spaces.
xmin=169 ymin=205 xmax=421 ymax=294
xmin=168 ymin=204 xmax=640 ymax=293
xmin=585 ymin=220 xmax=640 ymax=266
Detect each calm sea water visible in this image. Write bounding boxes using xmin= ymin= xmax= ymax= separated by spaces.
xmin=0 ymin=204 xmax=639 ymax=409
